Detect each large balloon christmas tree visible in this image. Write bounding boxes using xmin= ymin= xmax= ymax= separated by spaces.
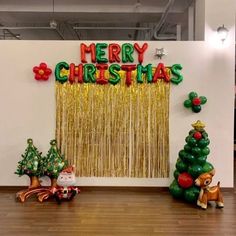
xmin=15 ymin=138 xmax=42 ymax=188
xmin=41 ymin=139 xmax=67 ymax=187
xmin=169 ymin=120 xmax=214 ymax=203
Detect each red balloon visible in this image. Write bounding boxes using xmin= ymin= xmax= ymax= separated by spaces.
xmin=192 ymin=97 xmax=201 ymax=106
xmin=45 ymin=68 xmax=52 ymax=75
xmin=80 ymin=43 xmax=96 ymax=63
xmin=121 ymin=64 xmax=136 ymax=86
xmin=178 ymin=172 xmax=193 ymax=188
xmin=35 ymin=74 xmax=41 ymax=80
xmin=39 ymin=63 xmax=47 ymax=70
xmin=134 ymin=43 xmax=148 ymax=64
xmin=33 ymin=66 xmax=39 ymax=73
xmin=42 ymin=74 xmax=49 ymax=80
xmin=193 ymin=131 xmax=202 ymax=140
xmin=108 ymin=43 xmax=121 ymax=63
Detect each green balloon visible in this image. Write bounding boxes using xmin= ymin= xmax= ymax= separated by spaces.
xmin=200 ymin=96 xmax=207 ymax=104
xmin=55 ymin=61 xmax=69 ymax=84
xmin=170 ymin=64 xmax=183 ymax=85
xmin=185 ymin=135 xmax=191 ymax=143
xmin=202 ymin=162 xmax=214 ymax=173
xmin=184 ymin=144 xmax=192 ymax=152
xmin=96 ymin=43 xmax=108 ymax=63
xmin=188 ymin=164 xmax=203 ymax=178
xmin=122 ymin=43 xmax=134 ymax=63
xmin=84 ymin=64 xmax=96 ymax=83
xmin=201 ymin=147 xmax=210 ymax=155
xmin=196 ymin=156 xmax=207 ymax=165
xmin=184 ymin=99 xmax=192 ymax=108
xmin=184 ymin=186 xmax=200 ymax=203
xmin=184 ymin=153 xmax=195 ymax=164
xmin=192 ymin=105 xmax=201 ymax=113
xmin=178 ymin=150 xmax=187 ymax=160
xmin=202 ymin=131 xmax=208 ymax=138
xmin=174 ymin=170 xmax=180 ymax=180
xmin=109 ymin=64 xmax=121 ymax=85
xmin=187 ymin=137 xmax=197 ymax=147
xmin=191 ymin=147 xmax=202 ymax=157
xmin=169 ymin=180 xmax=184 ymax=199
xmin=176 ymin=159 xmax=188 ymax=172
xmin=189 ymin=92 xmax=198 ymax=100
xmin=189 ymin=129 xmax=195 ymax=135
xmin=198 ymin=138 xmax=209 ymax=148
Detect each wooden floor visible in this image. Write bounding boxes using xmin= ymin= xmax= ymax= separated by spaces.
xmin=0 ymin=178 xmax=235 ymax=235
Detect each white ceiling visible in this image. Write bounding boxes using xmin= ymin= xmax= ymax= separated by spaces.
xmin=0 ymin=0 xmax=194 ymax=40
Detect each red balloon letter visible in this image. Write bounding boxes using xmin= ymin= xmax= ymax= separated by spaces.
xmin=69 ymin=63 xmax=83 ymax=84
xmin=96 ymin=64 xmax=108 ymax=85
xmin=134 ymin=43 xmax=148 ymax=64
xmin=153 ymin=63 xmax=170 ymax=82
xmin=80 ymin=43 xmax=96 ymax=63
xmin=121 ymin=65 xmax=136 ymax=87
xmin=108 ymin=44 xmax=121 ymax=63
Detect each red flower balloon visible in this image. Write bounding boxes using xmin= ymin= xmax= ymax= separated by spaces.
xmin=193 ymin=131 xmax=202 ymax=140
xmin=178 ymin=172 xmax=194 ymax=189
xmin=33 ymin=62 xmax=52 ymax=81
xmin=192 ymin=97 xmax=201 ymax=106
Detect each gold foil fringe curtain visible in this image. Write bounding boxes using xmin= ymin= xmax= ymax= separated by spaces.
xmin=56 ymin=80 xmax=170 ymax=178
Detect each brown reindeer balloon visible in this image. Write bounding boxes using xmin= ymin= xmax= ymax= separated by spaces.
xmin=195 ymin=169 xmax=224 ymax=210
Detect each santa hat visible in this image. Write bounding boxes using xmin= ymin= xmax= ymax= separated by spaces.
xmin=61 ymin=165 xmax=75 ymax=173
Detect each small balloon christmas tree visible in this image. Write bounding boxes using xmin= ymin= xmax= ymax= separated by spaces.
xmin=15 ymin=138 xmax=42 ymax=188
xmin=169 ymin=120 xmax=214 ymax=203
xmin=42 ymin=139 xmax=67 ymax=187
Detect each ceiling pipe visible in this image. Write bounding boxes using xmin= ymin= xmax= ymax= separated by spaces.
xmin=0 ymin=26 xmax=53 ymax=30
xmin=153 ymin=0 xmax=175 ymax=39
xmin=73 ymin=26 xmax=151 ymax=30
xmin=0 ymin=24 xmax=21 ymax=40
xmin=55 ymin=28 xmax=65 ymax=40
xmin=134 ymin=22 xmax=141 ymax=40
xmin=3 ymin=29 xmax=20 ymax=40
xmin=0 ymin=26 xmax=65 ymax=40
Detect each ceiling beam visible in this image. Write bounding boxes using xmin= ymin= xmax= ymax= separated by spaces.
xmin=0 ymin=0 xmax=187 ymax=13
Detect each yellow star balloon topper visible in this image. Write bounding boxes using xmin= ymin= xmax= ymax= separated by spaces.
xmin=60 ymin=68 xmax=69 ymax=77
xmin=192 ymin=120 xmax=205 ymax=131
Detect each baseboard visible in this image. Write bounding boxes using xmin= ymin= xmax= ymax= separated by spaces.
xmin=0 ymin=186 xmax=234 ymax=192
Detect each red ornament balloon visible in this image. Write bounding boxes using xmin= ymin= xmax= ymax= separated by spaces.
xmin=192 ymin=97 xmax=201 ymax=106
xmin=193 ymin=131 xmax=202 ymax=140
xmin=178 ymin=172 xmax=194 ymax=189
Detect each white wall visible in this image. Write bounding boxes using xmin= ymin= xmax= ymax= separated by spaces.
xmin=0 ymin=38 xmax=234 ymax=187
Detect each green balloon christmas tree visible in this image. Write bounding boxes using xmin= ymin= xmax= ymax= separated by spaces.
xmin=15 ymin=138 xmax=42 ymax=188
xmin=169 ymin=120 xmax=214 ymax=203
xmin=41 ymin=139 xmax=68 ymax=187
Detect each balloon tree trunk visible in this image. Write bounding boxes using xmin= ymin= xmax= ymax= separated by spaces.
xmin=16 ymin=176 xmax=46 ymax=202
xmin=29 ymin=176 xmax=41 ymax=188
xmin=51 ymin=178 xmax=58 ymax=187
xmin=37 ymin=177 xmax=57 ymax=202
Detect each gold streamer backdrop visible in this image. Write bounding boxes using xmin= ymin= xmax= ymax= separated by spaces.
xmin=56 ymin=79 xmax=170 ymax=178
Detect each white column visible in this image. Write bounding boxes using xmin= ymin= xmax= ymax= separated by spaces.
xmin=194 ymin=0 xmax=205 ymax=40
xmin=195 ymin=0 xmax=235 ymax=42
xmin=188 ymin=3 xmax=194 ymax=40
